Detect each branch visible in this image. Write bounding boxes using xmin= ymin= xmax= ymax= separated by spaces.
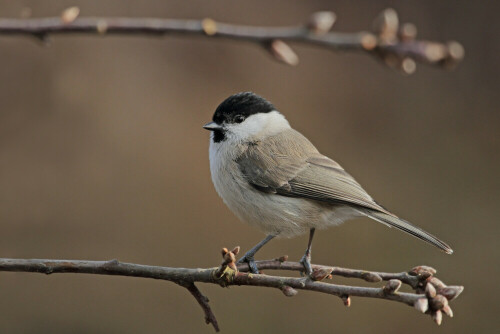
xmin=182 ymin=282 xmax=220 ymax=332
xmin=0 ymin=7 xmax=464 ymax=72
xmin=0 ymin=249 xmax=463 ymax=332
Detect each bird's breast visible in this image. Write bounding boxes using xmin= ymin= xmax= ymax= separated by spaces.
xmin=208 ymin=141 xmax=326 ymax=237
xmin=209 ymin=141 xmax=250 ymax=215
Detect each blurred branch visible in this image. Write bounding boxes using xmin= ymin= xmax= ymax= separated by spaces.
xmin=0 ymin=7 xmax=464 ymax=72
xmin=0 ymin=249 xmax=463 ymax=332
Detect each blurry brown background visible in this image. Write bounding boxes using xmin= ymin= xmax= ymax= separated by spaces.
xmin=0 ymin=1 xmax=498 ymax=333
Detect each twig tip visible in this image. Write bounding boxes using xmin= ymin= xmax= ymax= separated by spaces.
xmin=414 ymin=298 xmax=429 ymax=313
xmin=432 ymin=310 xmax=443 ymax=325
xmin=281 ymin=285 xmax=298 ymax=297
xmin=341 ymin=295 xmax=351 ymax=307
xmin=202 ymin=18 xmax=217 ymax=36
xmin=307 ymin=11 xmax=336 ymax=35
xmin=266 ymin=40 xmax=299 ymax=66
xmin=61 ymin=6 xmax=80 ymax=24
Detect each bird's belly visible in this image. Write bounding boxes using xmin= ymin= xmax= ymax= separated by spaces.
xmin=227 ymin=188 xmax=317 ymax=237
xmin=209 ymin=143 xmax=359 ymax=238
xmin=211 ymin=163 xmax=355 ymax=237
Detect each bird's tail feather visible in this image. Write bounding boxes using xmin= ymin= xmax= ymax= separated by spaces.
xmin=361 ymin=210 xmax=453 ymax=254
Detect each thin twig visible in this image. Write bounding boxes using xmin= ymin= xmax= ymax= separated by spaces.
xmin=239 ymin=259 xmax=420 ymax=288
xmin=0 ymin=256 xmax=463 ymax=331
xmin=182 ymin=283 xmax=220 ymax=332
xmin=0 ymin=8 xmax=464 ymax=72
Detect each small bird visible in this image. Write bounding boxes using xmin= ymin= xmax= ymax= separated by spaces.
xmin=204 ymin=92 xmax=452 ymax=275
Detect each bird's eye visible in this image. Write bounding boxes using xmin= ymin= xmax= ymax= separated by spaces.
xmin=234 ymin=115 xmax=245 ymax=123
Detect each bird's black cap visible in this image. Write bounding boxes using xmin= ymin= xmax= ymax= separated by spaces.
xmin=212 ymin=92 xmax=275 ymax=125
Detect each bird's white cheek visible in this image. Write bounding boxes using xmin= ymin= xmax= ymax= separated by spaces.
xmin=225 ymin=111 xmax=291 ymax=141
xmin=225 ymin=123 xmax=260 ymax=141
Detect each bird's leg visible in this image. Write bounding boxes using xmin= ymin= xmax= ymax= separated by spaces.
xmin=237 ymin=234 xmax=276 ymax=274
xmin=300 ymin=228 xmax=316 ymax=276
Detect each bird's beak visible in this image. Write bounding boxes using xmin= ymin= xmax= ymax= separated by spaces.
xmin=203 ymin=121 xmax=222 ymax=131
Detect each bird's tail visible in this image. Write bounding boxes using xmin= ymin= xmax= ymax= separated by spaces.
xmin=361 ymin=210 xmax=453 ymax=254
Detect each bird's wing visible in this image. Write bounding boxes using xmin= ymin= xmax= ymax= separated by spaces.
xmin=236 ymin=129 xmax=453 ymax=254
xmin=236 ymin=129 xmax=391 ymax=214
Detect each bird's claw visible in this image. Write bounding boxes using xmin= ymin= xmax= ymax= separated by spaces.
xmin=237 ymin=255 xmax=260 ymax=274
xmin=300 ymin=254 xmax=313 ymax=277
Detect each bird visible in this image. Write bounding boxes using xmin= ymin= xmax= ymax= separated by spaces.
xmin=203 ymin=92 xmax=453 ymax=275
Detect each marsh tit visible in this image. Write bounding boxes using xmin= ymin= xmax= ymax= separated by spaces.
xmin=204 ymin=92 xmax=452 ymax=275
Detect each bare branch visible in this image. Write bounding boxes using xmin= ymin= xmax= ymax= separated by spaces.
xmin=182 ymin=283 xmax=220 ymax=332
xmin=0 ymin=253 xmax=463 ymax=332
xmin=0 ymin=8 xmax=464 ymax=72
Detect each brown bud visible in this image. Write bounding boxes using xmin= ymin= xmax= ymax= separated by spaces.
xmin=420 ymin=271 xmax=433 ymax=280
xmin=307 ymin=11 xmax=336 ymax=35
xmin=361 ymin=272 xmax=383 ymax=283
xmin=266 ymin=40 xmax=299 ymax=66
xmin=310 ymin=267 xmax=333 ymax=281
xmin=281 ymin=285 xmax=298 ymax=297
xmin=414 ymin=298 xmax=429 ymax=313
xmin=442 ymin=305 xmax=454 ymax=318
xmin=97 ymin=20 xmax=108 ymax=34
xmin=341 ymin=295 xmax=351 ymax=307
xmin=447 ymin=41 xmax=465 ymax=61
xmin=61 ymin=6 xmax=80 ymax=24
xmin=401 ymin=58 xmax=417 ymax=74
xmin=425 ymin=283 xmax=436 ymax=298
xmin=427 ymin=277 xmax=446 ymax=289
xmin=399 ymin=23 xmax=417 ymax=41
xmin=225 ymin=252 xmax=236 ymax=264
xmin=409 ymin=265 xmax=437 ymax=276
xmin=221 ymin=247 xmax=237 ymax=265
xmin=201 ymin=18 xmax=217 ymax=36
xmin=432 ymin=310 xmax=443 ymax=326
xmin=437 ymin=286 xmax=464 ymax=301
xmin=231 ymin=246 xmax=240 ymax=256
xmin=383 ymin=279 xmax=402 ymax=294
xmin=373 ymin=8 xmax=399 ymax=41
xmin=430 ymin=294 xmax=448 ymax=310
xmin=360 ymin=33 xmax=377 ymax=51
xmin=425 ymin=43 xmax=447 ymax=62
xmin=278 ymin=255 xmax=288 ymax=262
xmin=443 ymin=41 xmax=465 ymax=69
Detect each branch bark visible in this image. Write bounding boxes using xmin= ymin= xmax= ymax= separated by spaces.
xmin=0 ymin=8 xmax=464 ymax=72
xmin=0 ymin=253 xmax=463 ymax=332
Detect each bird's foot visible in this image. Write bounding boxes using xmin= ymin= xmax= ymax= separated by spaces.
xmin=300 ymin=254 xmax=313 ymax=277
xmin=237 ymin=254 xmax=260 ymax=274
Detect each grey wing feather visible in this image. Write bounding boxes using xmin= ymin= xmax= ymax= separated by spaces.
xmin=236 ymin=129 xmax=390 ymax=214
xmin=285 ymin=156 xmax=391 ymax=214
xmin=362 ymin=210 xmax=453 ymax=254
